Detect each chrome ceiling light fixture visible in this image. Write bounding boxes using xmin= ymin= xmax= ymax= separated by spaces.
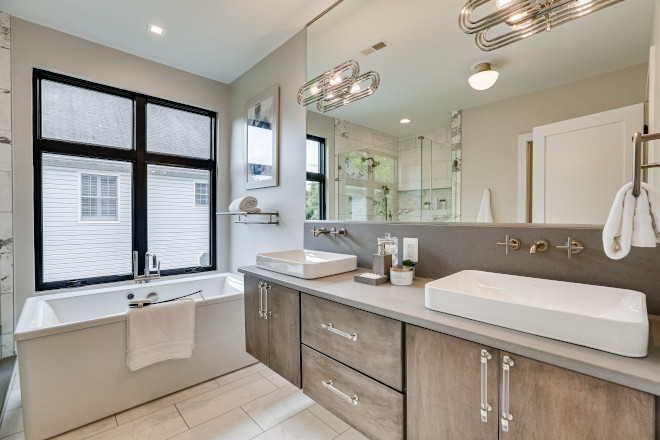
xmin=459 ymin=0 xmax=625 ymax=51
xmin=297 ymin=60 xmax=380 ymax=113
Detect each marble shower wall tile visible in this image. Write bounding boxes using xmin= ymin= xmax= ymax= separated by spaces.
xmin=1 ymin=293 xmax=12 ymax=334
xmin=0 ymin=10 xmax=13 ymax=357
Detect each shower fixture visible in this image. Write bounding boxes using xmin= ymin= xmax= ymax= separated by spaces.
xmin=297 ymin=60 xmax=380 ymax=113
xmin=459 ymin=0 xmax=624 ymax=51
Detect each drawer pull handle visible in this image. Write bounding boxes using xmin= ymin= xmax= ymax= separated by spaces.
xmin=321 ymin=323 xmax=358 ymax=341
xmin=258 ymin=282 xmax=264 ymax=318
xmin=322 ymin=380 xmax=359 ymax=406
xmin=501 ymin=356 xmax=514 ymax=432
xmin=480 ymin=349 xmax=492 ymax=423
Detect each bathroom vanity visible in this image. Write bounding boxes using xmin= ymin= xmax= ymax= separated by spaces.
xmin=241 ymin=267 xmax=660 ymax=440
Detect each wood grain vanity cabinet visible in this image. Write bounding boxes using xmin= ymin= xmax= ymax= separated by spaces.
xmin=407 ymin=324 xmax=655 ymax=440
xmin=244 ymin=275 xmax=301 ymax=387
xmin=300 ymin=293 xmax=404 ymax=440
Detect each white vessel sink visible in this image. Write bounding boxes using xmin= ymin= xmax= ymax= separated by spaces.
xmin=425 ymin=270 xmax=649 ymax=357
xmin=256 ymin=249 xmax=357 ymax=279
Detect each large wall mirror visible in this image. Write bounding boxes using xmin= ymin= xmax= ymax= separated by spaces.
xmin=305 ymin=0 xmax=656 ymax=224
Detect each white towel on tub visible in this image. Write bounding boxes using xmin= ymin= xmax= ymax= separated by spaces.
xmin=126 ymin=299 xmax=196 ymax=371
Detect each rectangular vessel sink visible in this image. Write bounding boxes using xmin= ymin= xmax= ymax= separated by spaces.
xmin=425 ymin=270 xmax=649 ymax=357
xmin=256 ymin=249 xmax=357 ymax=279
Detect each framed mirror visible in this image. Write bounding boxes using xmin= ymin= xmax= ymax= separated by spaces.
xmin=245 ymin=85 xmax=279 ymax=189
xmin=305 ymin=0 xmax=655 ymax=225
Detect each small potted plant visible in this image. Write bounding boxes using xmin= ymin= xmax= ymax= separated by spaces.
xmin=402 ymin=259 xmax=416 ymax=274
xmin=390 ymin=260 xmax=415 ymax=286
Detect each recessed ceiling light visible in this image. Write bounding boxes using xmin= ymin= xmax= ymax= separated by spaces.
xmin=148 ymin=24 xmax=164 ymax=35
xmin=468 ymin=62 xmax=499 ymax=91
xmin=400 ymin=118 xmax=411 ymax=124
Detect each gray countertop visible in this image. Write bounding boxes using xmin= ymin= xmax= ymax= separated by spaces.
xmin=239 ymin=266 xmax=660 ymax=396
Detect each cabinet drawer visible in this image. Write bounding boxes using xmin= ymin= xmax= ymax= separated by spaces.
xmin=301 ymin=293 xmax=403 ymax=391
xmin=302 ymin=345 xmax=404 ymax=440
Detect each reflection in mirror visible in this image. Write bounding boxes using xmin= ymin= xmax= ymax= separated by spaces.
xmin=305 ymin=0 xmax=655 ymax=224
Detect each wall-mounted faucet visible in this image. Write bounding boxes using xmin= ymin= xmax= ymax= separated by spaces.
xmin=311 ymin=226 xmax=347 ymax=238
xmin=134 ymin=251 xmax=161 ymax=283
xmin=529 ymin=239 xmax=549 ymax=256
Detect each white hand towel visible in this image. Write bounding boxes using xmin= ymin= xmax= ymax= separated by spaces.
xmin=603 ymin=182 xmax=660 ymax=260
xmin=126 ymin=299 xmax=196 ymax=371
xmin=228 ymin=196 xmax=259 ymax=213
xmin=476 ymin=189 xmax=493 ymax=223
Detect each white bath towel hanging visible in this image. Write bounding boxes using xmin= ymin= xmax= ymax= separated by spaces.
xmin=476 ymin=189 xmax=494 ymax=223
xmin=603 ymin=182 xmax=660 ymax=260
xmin=126 ymin=299 xmax=196 ymax=371
xmin=228 ymin=196 xmax=260 ymax=213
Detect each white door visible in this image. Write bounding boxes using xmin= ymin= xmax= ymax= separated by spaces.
xmin=532 ymin=103 xmax=643 ymax=224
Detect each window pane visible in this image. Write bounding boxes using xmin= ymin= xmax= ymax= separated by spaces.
xmin=147 ymin=104 xmax=212 ymax=159
xmin=148 ymin=165 xmax=211 ymax=269
xmin=41 ymin=153 xmax=132 ymax=282
xmin=41 ymin=80 xmax=133 ymax=149
xmin=306 ymin=139 xmax=320 ymax=173
xmin=306 ymin=181 xmax=320 ymax=220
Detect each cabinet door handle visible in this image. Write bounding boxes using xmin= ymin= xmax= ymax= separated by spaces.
xmin=501 ymin=356 xmax=514 ymax=432
xmin=258 ymin=282 xmax=264 ymax=318
xmin=321 ymin=380 xmax=359 ymax=406
xmin=263 ymin=284 xmax=271 ymax=319
xmin=320 ymin=323 xmax=358 ymax=341
xmin=480 ymin=349 xmax=493 ymax=423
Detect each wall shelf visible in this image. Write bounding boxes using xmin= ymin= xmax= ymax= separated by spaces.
xmin=216 ymin=211 xmax=279 ymax=225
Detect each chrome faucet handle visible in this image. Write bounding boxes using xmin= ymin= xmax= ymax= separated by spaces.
xmin=497 ymin=235 xmax=521 ymax=255
xmin=329 ymin=227 xmax=347 ymax=238
xmin=556 ymin=237 xmax=584 ymax=259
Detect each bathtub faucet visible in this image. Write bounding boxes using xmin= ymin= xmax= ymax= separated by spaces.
xmin=133 ymin=251 xmax=161 ymax=283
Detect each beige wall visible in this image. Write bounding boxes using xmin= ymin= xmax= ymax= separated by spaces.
xmin=228 ymin=30 xmax=307 ymax=271
xmin=306 ymin=111 xmax=335 ymax=218
xmin=462 ymin=63 xmax=648 ymax=223
xmin=11 ymin=18 xmax=231 ymax=317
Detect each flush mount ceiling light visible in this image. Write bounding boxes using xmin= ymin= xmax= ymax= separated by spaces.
xmin=400 ymin=118 xmax=411 ymax=124
xmin=459 ymin=0 xmax=624 ymax=51
xmin=297 ymin=60 xmax=380 ymax=113
xmin=468 ymin=62 xmax=499 ymax=90
xmin=148 ymin=24 xmax=164 ymax=35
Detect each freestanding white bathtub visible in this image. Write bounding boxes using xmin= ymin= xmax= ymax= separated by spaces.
xmin=14 ymin=272 xmax=255 ymax=440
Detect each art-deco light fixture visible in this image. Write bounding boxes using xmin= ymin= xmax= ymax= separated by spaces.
xmin=459 ymin=0 xmax=624 ymax=51
xmin=297 ymin=60 xmax=380 ymax=113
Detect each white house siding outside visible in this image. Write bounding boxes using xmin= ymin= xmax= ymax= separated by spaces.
xmin=42 ymin=155 xmax=210 ymax=283
xmin=147 ymin=165 xmax=210 ymax=271
xmin=42 ymin=154 xmax=133 ymax=282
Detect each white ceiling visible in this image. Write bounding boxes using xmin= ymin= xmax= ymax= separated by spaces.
xmin=307 ymin=0 xmax=655 ymax=137
xmin=0 ymin=0 xmax=338 ymax=84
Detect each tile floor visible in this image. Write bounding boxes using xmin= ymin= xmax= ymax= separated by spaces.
xmin=0 ymin=363 xmax=371 ymax=440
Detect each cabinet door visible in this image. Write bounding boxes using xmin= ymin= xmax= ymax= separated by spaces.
xmin=406 ymin=324 xmax=499 ymax=440
xmin=500 ymin=352 xmax=655 ymax=440
xmin=244 ymin=276 xmax=269 ymax=365
xmin=267 ymin=283 xmax=301 ymax=388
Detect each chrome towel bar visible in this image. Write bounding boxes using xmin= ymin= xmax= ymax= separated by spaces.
xmin=632 ymin=132 xmax=660 ymax=197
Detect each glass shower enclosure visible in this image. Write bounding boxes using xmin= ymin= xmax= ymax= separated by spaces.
xmin=335 ymin=136 xmax=458 ymax=222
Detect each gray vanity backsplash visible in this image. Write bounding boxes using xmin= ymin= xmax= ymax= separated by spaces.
xmin=304 ymin=221 xmax=660 ymax=315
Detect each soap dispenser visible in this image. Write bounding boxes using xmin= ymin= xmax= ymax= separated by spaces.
xmin=373 ymin=243 xmax=393 ymax=278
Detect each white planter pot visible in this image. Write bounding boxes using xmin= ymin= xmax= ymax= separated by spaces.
xmin=390 ymin=266 xmax=414 ymax=286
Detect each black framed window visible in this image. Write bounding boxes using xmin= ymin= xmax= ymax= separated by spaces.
xmin=306 ymin=135 xmax=326 ymax=220
xmin=34 ymin=69 xmax=217 ymax=290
